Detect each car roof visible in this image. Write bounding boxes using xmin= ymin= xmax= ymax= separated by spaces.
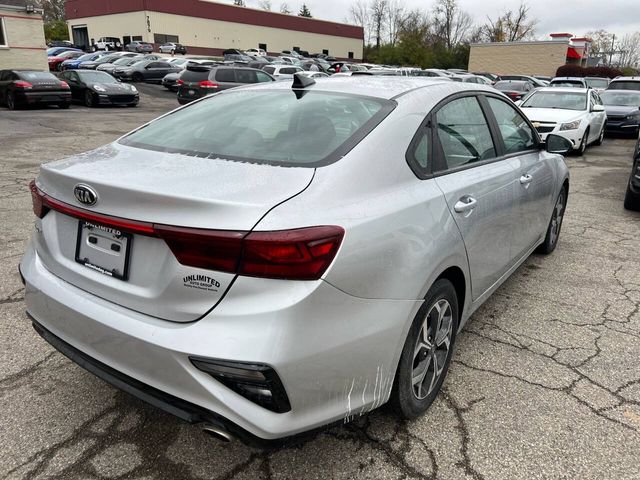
xmin=611 ymin=76 xmax=640 ymax=81
xmin=234 ymin=76 xmax=483 ymax=100
xmin=551 ymin=77 xmax=586 ymax=81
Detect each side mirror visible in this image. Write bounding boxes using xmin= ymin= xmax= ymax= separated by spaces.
xmin=592 ymin=104 xmax=605 ymax=112
xmin=546 ymin=134 xmax=573 ymax=155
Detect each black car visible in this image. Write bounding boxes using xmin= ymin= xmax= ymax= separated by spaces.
xmin=59 ymin=70 xmax=139 ymax=107
xmin=113 ymin=60 xmax=181 ymax=82
xmin=625 ymin=136 xmax=640 ymax=211
xmin=177 ymin=65 xmax=274 ymax=105
xmin=600 ymin=90 xmax=640 ymax=135
xmin=0 ymin=70 xmax=71 ymax=110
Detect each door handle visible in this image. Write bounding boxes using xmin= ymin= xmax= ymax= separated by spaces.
xmin=454 ymin=196 xmax=477 ymax=213
xmin=520 ymin=174 xmax=533 ymax=185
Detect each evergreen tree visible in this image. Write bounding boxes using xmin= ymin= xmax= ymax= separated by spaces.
xmin=298 ymin=4 xmax=312 ymax=17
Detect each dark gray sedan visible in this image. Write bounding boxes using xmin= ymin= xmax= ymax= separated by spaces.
xmin=113 ymin=60 xmax=181 ymax=83
xmin=59 ymin=70 xmax=139 ymax=107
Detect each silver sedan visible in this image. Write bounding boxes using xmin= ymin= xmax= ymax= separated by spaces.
xmin=21 ymin=77 xmax=570 ymax=445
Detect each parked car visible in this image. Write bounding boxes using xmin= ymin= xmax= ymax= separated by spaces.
xmin=22 ymin=78 xmax=572 ymax=445
xmin=91 ymin=37 xmax=122 ymax=52
xmin=78 ymin=53 xmax=121 ymax=70
xmin=59 ymin=70 xmax=139 ymax=107
xmin=281 ymin=49 xmax=304 ymax=58
xmin=550 ymin=77 xmax=588 ymax=88
xmin=163 ymin=60 xmax=216 ymax=91
xmin=113 ymin=60 xmax=181 ymax=83
xmin=624 ymin=134 xmax=640 ymax=210
xmin=600 ymin=90 xmax=640 ymax=135
xmin=61 ymin=52 xmax=111 ymax=71
xmin=97 ymin=55 xmax=144 ymax=74
xmin=48 ymin=50 xmax=84 ymax=71
xmin=473 ymin=72 xmax=499 ymax=83
xmin=47 ymin=47 xmax=82 ymax=57
xmin=519 ymin=87 xmax=606 ymax=154
xmin=47 ymin=40 xmax=81 ymax=49
xmin=159 ymin=42 xmax=187 ymax=55
xmin=493 ymin=80 xmax=534 ymax=102
xmin=0 ymin=70 xmax=71 ymax=110
xmin=534 ymin=75 xmax=552 ymax=83
xmin=499 ymin=75 xmax=547 ymax=88
xmin=177 ymin=66 xmax=274 ymax=104
xmin=420 ymin=69 xmax=455 ymax=78
xmin=262 ymin=65 xmax=303 ymax=80
xmin=607 ymin=77 xmax=640 ymax=91
xmin=125 ymin=41 xmax=154 ymax=53
xmin=297 ymin=71 xmax=329 ymax=79
xmin=224 ymin=53 xmax=252 ymax=64
xmin=245 ymin=48 xmax=267 ymax=57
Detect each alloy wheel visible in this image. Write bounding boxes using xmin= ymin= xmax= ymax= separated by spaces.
xmin=549 ymin=190 xmax=565 ymax=246
xmin=579 ymin=132 xmax=588 ymax=155
xmin=411 ymin=299 xmax=453 ymax=400
xmin=85 ymin=90 xmax=94 ymax=107
xmin=7 ymin=92 xmax=15 ymax=110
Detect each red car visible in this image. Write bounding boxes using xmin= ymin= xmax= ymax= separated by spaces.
xmin=48 ymin=51 xmax=85 ymax=72
xmin=493 ymin=80 xmax=535 ymax=102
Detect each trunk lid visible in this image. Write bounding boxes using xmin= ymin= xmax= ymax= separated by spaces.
xmin=34 ymin=142 xmax=314 ymax=322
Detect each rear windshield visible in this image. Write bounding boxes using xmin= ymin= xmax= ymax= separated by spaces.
xmin=551 ymin=81 xmax=583 ymax=87
xmin=521 ymin=91 xmax=587 ymax=111
xmin=600 ymin=91 xmax=640 ymax=106
xmin=18 ymin=72 xmax=58 ymax=81
xmin=585 ymin=78 xmax=609 ymax=89
xmin=120 ymin=90 xmax=393 ymax=167
xmin=181 ymin=69 xmax=210 ymax=82
xmin=495 ymin=81 xmax=527 ymax=91
xmin=608 ymin=81 xmax=640 ymax=91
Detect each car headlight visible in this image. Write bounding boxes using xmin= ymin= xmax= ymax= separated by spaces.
xmin=626 ymin=112 xmax=640 ymax=120
xmin=129 ymin=85 xmax=137 ymax=92
xmin=93 ymin=84 xmax=106 ymax=92
xmin=560 ymin=120 xmax=581 ymax=131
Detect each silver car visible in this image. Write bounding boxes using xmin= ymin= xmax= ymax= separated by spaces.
xmin=21 ymin=77 xmax=571 ymax=445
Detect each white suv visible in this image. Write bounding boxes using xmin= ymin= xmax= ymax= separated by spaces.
xmin=92 ymin=37 xmax=122 ymax=52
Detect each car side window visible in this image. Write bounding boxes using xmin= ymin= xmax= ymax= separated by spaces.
xmin=236 ymin=69 xmax=257 ymax=83
xmin=435 ymin=96 xmax=496 ymax=170
xmin=255 ymin=71 xmax=272 ymax=83
xmin=486 ymin=97 xmax=536 ymax=154
xmin=215 ymin=69 xmax=235 ymax=82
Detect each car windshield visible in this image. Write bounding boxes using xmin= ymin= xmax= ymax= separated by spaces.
xmin=600 ymin=91 xmax=640 ymax=106
xmin=609 ymin=81 xmax=640 ymax=91
xmin=521 ymin=91 xmax=587 ymax=111
xmin=78 ymin=71 xmax=118 ymax=83
xmin=120 ymin=90 xmax=391 ymax=166
xmin=585 ymin=78 xmax=609 ymax=89
xmin=113 ymin=57 xmax=133 ymax=65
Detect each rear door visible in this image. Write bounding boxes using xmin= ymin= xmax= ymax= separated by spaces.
xmin=589 ymin=91 xmax=606 ymax=141
xmin=483 ymin=95 xmax=554 ymax=259
xmin=214 ymin=68 xmax=237 ymax=90
xmin=432 ymin=94 xmax=519 ymax=300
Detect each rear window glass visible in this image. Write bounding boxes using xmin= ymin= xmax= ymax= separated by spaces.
xmin=120 ymin=90 xmax=393 ymax=167
xmin=18 ymin=72 xmax=58 ymax=81
xmin=181 ymin=69 xmax=210 ymax=82
xmin=215 ymin=69 xmax=236 ymax=82
xmin=608 ymin=81 xmax=640 ymax=91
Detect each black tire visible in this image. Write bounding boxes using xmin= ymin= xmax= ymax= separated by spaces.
xmin=6 ymin=91 xmax=16 ymax=110
xmin=84 ymin=90 xmax=95 ymax=107
xmin=624 ymin=184 xmax=640 ymax=211
xmin=390 ymin=279 xmax=459 ymax=419
xmin=537 ymin=186 xmax=567 ymax=254
xmin=131 ymin=72 xmax=143 ymax=82
xmin=577 ymin=129 xmax=589 ymax=155
xmin=127 ymin=103 xmax=137 ymax=107
xmin=594 ymin=126 xmax=605 ymax=146
xmin=58 ymin=102 xmax=70 ymax=109
xmin=91 ymin=45 xmax=97 ymax=52
xmin=170 ymin=49 xmax=175 ymax=55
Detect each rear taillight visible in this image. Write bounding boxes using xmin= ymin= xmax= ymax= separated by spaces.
xmin=28 ymin=181 xmax=344 ymax=280
xmin=176 ymin=79 xmax=184 ymax=85
xmin=198 ymin=80 xmax=218 ymax=89
xmin=14 ymin=80 xmax=33 ymax=89
xmin=59 ymin=81 xmax=70 ymax=89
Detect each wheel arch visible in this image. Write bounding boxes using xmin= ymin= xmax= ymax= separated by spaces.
xmin=435 ymin=266 xmax=467 ymax=326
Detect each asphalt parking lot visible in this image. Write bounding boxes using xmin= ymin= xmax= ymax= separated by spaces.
xmin=1 ymin=84 xmax=639 ymax=480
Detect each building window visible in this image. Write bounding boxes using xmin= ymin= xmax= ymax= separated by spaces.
xmin=259 ymin=43 xmax=267 ymax=51
xmin=322 ymin=49 xmax=329 ymax=55
xmin=154 ymin=34 xmax=179 ymax=44
xmin=348 ymin=51 xmax=354 ymax=59
xmin=0 ymin=17 xmax=7 ymax=47
xmin=132 ymin=35 xmax=143 ymax=42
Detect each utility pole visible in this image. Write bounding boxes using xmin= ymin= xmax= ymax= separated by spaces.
xmin=609 ymin=34 xmax=615 ymax=66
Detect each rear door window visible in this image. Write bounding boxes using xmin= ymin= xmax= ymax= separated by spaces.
xmin=435 ymin=96 xmax=496 ymax=170
xmin=235 ymin=69 xmax=257 ymax=83
xmin=215 ymin=69 xmax=236 ymax=83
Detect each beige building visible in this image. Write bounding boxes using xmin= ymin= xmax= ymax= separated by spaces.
xmin=0 ymin=0 xmax=47 ymax=70
xmin=65 ymin=0 xmax=364 ymax=61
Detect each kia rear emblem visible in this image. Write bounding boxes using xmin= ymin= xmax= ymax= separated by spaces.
xmin=74 ymin=184 xmax=98 ymax=206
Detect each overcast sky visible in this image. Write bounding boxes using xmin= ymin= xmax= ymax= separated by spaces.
xmin=220 ymin=0 xmax=640 ymax=38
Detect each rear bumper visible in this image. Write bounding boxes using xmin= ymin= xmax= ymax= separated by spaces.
xmin=21 ymin=243 xmax=420 ymax=440
xmin=16 ymin=91 xmax=71 ymax=105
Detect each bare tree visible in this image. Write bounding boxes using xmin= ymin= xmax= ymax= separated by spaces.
xmin=386 ymin=0 xmax=406 ymax=46
xmin=617 ymin=32 xmax=640 ymax=68
xmin=481 ymin=2 xmax=536 ymax=42
xmin=36 ymin=0 xmax=66 ymax=22
xmin=371 ymin=0 xmax=388 ymax=49
xmin=585 ymin=29 xmax=614 ymax=55
xmin=258 ymin=0 xmax=272 ymax=11
xmin=432 ymin=0 xmax=473 ymax=50
xmin=279 ymin=2 xmax=292 ymax=14
xmin=347 ymin=0 xmax=372 ymax=45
